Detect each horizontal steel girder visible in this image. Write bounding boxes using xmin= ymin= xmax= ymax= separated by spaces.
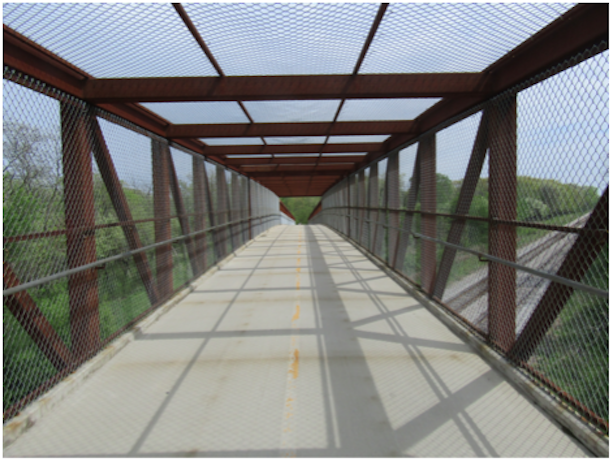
xmin=168 ymin=121 xmax=413 ymax=138
xmin=82 ymin=74 xmax=485 ymax=103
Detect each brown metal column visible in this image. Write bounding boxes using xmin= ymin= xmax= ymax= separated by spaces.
xmin=152 ymin=139 xmax=173 ymax=299
xmin=61 ymin=101 xmax=100 ymax=360
xmin=386 ymin=153 xmax=400 ymax=266
xmin=357 ymin=170 xmax=367 ymax=246
xmin=202 ymin=161 xmax=220 ymax=262
xmin=231 ymin=173 xmax=241 ymax=249
xmin=488 ymin=94 xmax=517 ymax=352
xmin=167 ymin=147 xmax=200 ymax=278
xmin=368 ymin=162 xmax=380 ymax=255
xmin=216 ymin=165 xmax=230 ymax=257
xmin=193 ymin=156 xmax=208 ymax=273
xmin=394 ymin=149 xmax=421 ymax=273
xmin=420 ymin=134 xmax=437 ymax=294
xmin=344 ymin=179 xmax=350 ymax=236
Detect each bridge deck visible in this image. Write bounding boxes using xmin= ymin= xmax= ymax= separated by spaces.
xmin=5 ymin=225 xmax=588 ymax=457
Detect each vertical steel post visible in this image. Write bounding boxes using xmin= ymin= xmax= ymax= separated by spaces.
xmin=345 ymin=179 xmax=350 ymax=236
xmin=368 ymin=162 xmax=380 ymax=254
xmin=152 ymin=139 xmax=173 ymax=299
xmin=231 ymin=173 xmax=241 ymax=249
xmin=167 ymin=147 xmax=200 ymax=277
xmin=488 ymin=94 xmax=517 ymax=352
xmin=248 ymin=180 xmax=253 ymax=240
xmin=420 ymin=134 xmax=437 ymax=294
xmin=216 ymin=165 xmax=229 ymax=257
xmin=193 ymin=156 xmax=208 ymax=273
xmin=386 ymin=152 xmax=400 ymax=266
xmin=394 ymin=149 xmax=421 ymax=273
xmin=357 ymin=170 xmax=367 ymax=247
xmin=61 ymin=101 xmax=100 ymax=359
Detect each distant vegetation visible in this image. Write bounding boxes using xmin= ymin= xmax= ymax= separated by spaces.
xmin=281 ymin=196 xmax=320 ymax=224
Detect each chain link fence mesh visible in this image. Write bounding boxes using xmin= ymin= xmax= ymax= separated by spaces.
xmin=311 ymin=45 xmax=608 ymax=434
xmin=3 ymin=67 xmax=286 ymax=420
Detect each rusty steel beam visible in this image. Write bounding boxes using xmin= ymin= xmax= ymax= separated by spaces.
xmin=225 ymin=156 xmax=364 ymax=166
xmin=308 ymin=201 xmax=323 ymax=221
xmin=280 ymin=201 xmax=296 ymax=221
xmin=216 ymin=165 xmax=230 ymax=258
xmin=420 ymin=135 xmax=437 ymax=294
xmin=230 ymin=174 xmax=242 ymax=248
xmin=511 ymin=187 xmax=609 ymax=361
xmin=172 ymin=3 xmax=225 ymax=77
xmin=204 ymin=143 xmax=377 ymax=155
xmin=393 ymin=150 xmax=421 ymax=271
xmin=152 ymin=139 xmax=174 ymax=299
xmin=167 ymin=121 xmax=414 ymax=138
xmin=432 ymin=109 xmax=489 ymax=299
xmin=356 ymin=3 xmax=608 ymax=171
xmin=3 ymin=24 xmax=87 ymax=97
xmin=192 ymin=157 xmax=209 ymax=274
xmin=167 ymin=146 xmax=201 ymax=277
xmin=3 ymin=262 xmax=75 ymax=370
xmin=248 ymin=170 xmax=347 ymax=179
xmin=83 ymin=74 xmax=484 ymax=103
xmin=353 ymin=3 xmax=389 ymax=74
xmin=487 ymin=95 xmax=517 ymax=353
xmin=386 ymin=152 xmax=400 ymax=266
xmin=60 ymin=102 xmax=100 ymax=360
xmin=242 ymin=163 xmax=353 ymax=172
xmin=89 ymin=112 xmax=159 ymax=305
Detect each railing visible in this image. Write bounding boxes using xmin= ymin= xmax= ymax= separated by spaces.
xmin=310 ymin=43 xmax=609 ymax=435
xmin=3 ymin=67 xmax=285 ymax=420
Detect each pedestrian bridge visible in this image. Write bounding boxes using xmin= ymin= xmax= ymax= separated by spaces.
xmin=3 ymin=3 xmax=608 ymax=458
xmin=2 ymin=226 xmax=593 ymax=457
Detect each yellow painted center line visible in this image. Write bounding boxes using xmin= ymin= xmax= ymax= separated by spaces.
xmin=281 ymin=230 xmax=303 ymax=456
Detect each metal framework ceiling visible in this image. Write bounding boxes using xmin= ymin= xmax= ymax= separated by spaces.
xmin=3 ymin=3 xmax=607 ymax=197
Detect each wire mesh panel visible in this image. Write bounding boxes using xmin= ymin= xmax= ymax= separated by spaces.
xmin=311 ymin=45 xmax=609 ymax=434
xmin=3 ymin=67 xmax=283 ymax=421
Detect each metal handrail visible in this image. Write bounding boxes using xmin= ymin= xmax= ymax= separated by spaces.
xmin=3 ymin=213 xmax=283 ymax=297
xmin=314 ymin=209 xmax=609 ymax=299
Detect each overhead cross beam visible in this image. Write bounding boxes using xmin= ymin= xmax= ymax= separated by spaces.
xmin=202 ymin=143 xmax=378 ymax=156
xmin=168 ymin=121 xmax=414 ymax=138
xmin=82 ymin=74 xmax=484 ymax=103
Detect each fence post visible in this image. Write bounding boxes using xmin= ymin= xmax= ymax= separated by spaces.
xmin=488 ymin=94 xmax=517 ymax=352
xmin=152 ymin=139 xmax=173 ymax=299
xmin=231 ymin=173 xmax=241 ymax=249
xmin=357 ymin=170 xmax=367 ymax=246
xmin=193 ymin=156 xmax=208 ymax=274
xmin=216 ymin=165 xmax=230 ymax=257
xmin=386 ymin=153 xmax=400 ymax=266
xmin=60 ymin=101 xmax=100 ymax=359
xmin=167 ymin=148 xmax=200 ymax=277
xmin=394 ymin=149 xmax=421 ymax=273
xmin=368 ymin=162 xmax=380 ymax=255
xmin=420 ymin=134 xmax=437 ymax=294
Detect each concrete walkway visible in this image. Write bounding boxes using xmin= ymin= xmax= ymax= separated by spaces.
xmin=5 ymin=225 xmax=589 ymax=457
